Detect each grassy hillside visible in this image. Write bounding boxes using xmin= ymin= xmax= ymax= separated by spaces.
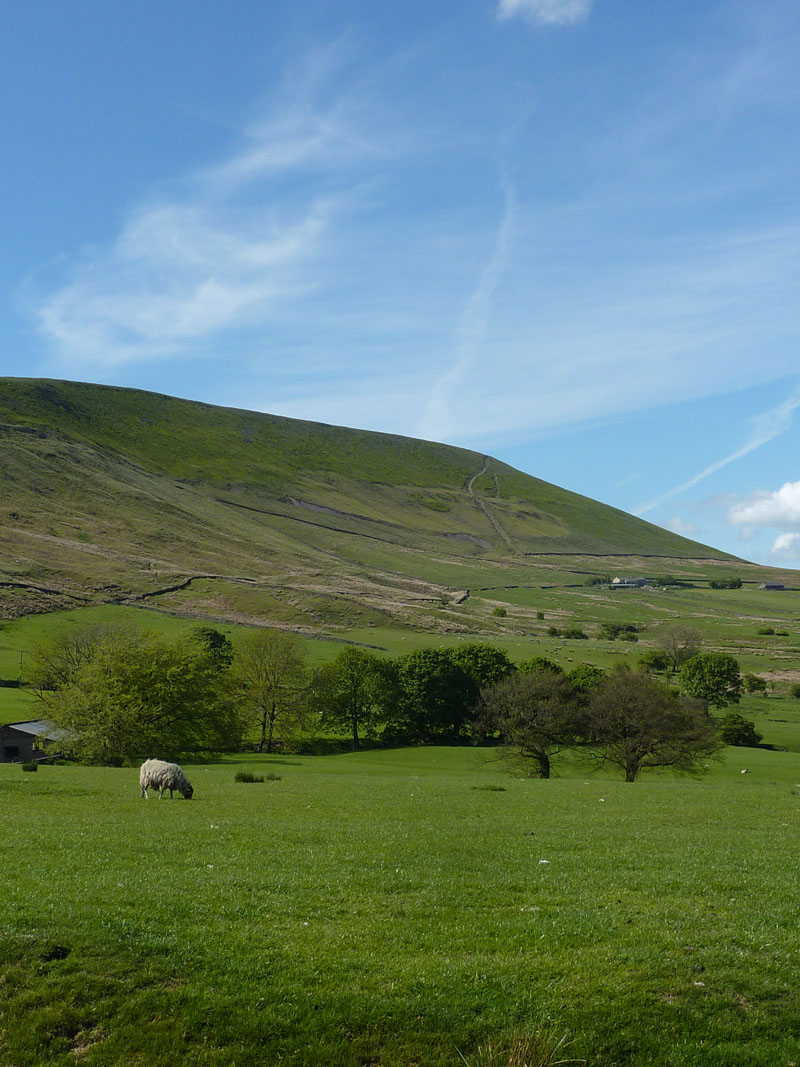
xmin=2 ymin=376 xmax=790 ymax=639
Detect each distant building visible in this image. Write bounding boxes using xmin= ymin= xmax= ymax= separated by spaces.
xmin=759 ymin=582 xmax=785 ymax=591
xmin=0 ymin=720 xmax=68 ymax=762
xmin=610 ymin=577 xmax=648 ymax=589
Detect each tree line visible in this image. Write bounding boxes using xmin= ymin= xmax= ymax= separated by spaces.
xmin=31 ymin=623 xmax=751 ymax=780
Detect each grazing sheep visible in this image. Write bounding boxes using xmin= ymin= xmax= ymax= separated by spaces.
xmin=139 ymin=759 xmax=194 ymax=799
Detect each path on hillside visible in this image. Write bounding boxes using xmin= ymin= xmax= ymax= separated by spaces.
xmin=467 ymin=458 xmax=516 ymax=553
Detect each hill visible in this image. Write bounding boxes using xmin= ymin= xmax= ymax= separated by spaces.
xmin=0 ymin=377 xmax=770 ymax=636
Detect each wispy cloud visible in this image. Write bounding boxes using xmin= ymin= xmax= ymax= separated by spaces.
xmin=663 ymin=516 xmax=701 ymax=538
xmin=635 ymin=392 xmax=800 ymax=517
xmin=418 ymin=181 xmax=516 ymax=442
xmin=24 ymin=42 xmax=378 ymax=371
xmin=497 ymin=0 xmax=594 ymax=27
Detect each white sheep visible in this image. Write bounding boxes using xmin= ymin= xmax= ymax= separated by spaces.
xmin=139 ymin=759 xmax=194 ymax=799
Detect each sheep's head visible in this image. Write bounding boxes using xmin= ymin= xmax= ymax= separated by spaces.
xmin=182 ymin=784 xmax=194 ymax=799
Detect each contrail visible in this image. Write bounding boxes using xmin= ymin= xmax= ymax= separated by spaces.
xmin=635 ymin=391 xmax=800 ymax=516
xmin=419 ymin=180 xmax=516 ymax=442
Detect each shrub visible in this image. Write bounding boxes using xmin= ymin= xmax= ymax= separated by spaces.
xmin=720 ymin=712 xmax=762 ymax=747
xmin=546 ymin=626 xmax=561 ymax=637
xmin=639 ymin=649 xmax=671 ymax=674
xmin=492 ymin=607 xmax=507 ymax=617
xmin=791 ymin=683 xmax=800 ymax=700
xmin=21 ymin=762 xmax=38 ymax=772
xmin=743 ymin=673 xmax=767 ymax=694
xmin=599 ymin=622 xmax=639 ymax=641
xmin=235 ymin=771 xmax=265 ymax=783
xmin=757 ymin=627 xmax=775 ymax=636
xmin=562 ymin=627 xmax=588 ymax=640
xmin=536 ymin=611 xmax=545 ymax=620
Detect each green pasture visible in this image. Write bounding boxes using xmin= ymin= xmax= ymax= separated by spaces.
xmin=4 ymin=747 xmax=800 ymax=1065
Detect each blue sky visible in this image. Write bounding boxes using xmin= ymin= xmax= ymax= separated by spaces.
xmin=4 ymin=0 xmax=800 ymax=565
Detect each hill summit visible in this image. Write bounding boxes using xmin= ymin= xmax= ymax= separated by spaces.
xmin=0 ymin=378 xmax=736 ymax=632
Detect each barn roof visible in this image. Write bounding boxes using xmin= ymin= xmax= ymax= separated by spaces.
xmin=2 ymin=719 xmax=70 ymax=741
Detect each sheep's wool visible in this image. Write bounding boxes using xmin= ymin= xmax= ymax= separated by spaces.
xmin=139 ymin=759 xmax=194 ymax=799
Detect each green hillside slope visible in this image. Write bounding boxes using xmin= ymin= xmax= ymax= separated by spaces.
xmin=0 ymin=377 xmax=748 ymax=633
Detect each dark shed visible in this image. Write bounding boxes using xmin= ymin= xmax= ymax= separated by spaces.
xmin=0 ymin=720 xmax=66 ymax=762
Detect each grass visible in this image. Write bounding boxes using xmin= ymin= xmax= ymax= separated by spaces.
xmin=4 ymin=746 xmax=800 ymax=1064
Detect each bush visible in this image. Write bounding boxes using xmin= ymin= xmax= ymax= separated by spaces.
xmin=562 ymin=627 xmax=588 ymax=640
xmin=791 ymin=684 xmax=800 ymax=700
xmin=492 ymin=607 xmax=507 ymax=617
xmin=639 ymin=649 xmax=671 ymax=674
xmin=743 ymin=673 xmax=767 ymax=694
xmin=235 ymin=771 xmax=265 ymax=783
xmin=599 ymin=622 xmax=639 ymax=641
xmin=21 ymin=762 xmax=38 ymax=772
xmin=757 ymin=627 xmax=775 ymax=636
xmin=546 ymin=626 xmax=561 ymax=637
xmin=720 ymin=712 xmax=763 ymax=747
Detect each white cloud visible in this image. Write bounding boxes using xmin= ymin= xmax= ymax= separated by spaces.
xmin=729 ymin=480 xmax=800 ymax=529
xmin=497 ymin=0 xmax=594 ymax=26
xmin=771 ymin=532 xmax=800 ymax=559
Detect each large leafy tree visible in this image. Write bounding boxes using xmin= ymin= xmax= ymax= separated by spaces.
xmin=482 ymin=670 xmax=579 ymax=779
xmin=449 ymin=643 xmax=515 ymax=688
xmin=40 ymin=627 xmax=242 ymax=763
xmin=231 ymin=629 xmax=309 ymax=753
xmin=389 ymin=648 xmax=479 ymax=743
xmin=585 ymin=667 xmax=719 ymax=782
xmin=679 ymin=652 xmax=742 ymax=709
xmin=312 ymin=647 xmax=387 ymax=750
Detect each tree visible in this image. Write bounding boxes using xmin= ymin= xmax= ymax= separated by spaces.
xmin=567 ymin=663 xmax=604 ymax=694
xmin=231 ymin=630 xmax=309 ymax=753
xmin=655 ymin=625 xmax=702 ymax=671
xmin=584 ymin=667 xmax=719 ymax=782
xmin=30 ymin=623 xmax=125 ymax=692
xmin=41 ymin=628 xmax=242 ymax=764
xmin=638 ymin=649 xmax=672 ymax=674
xmin=450 ymin=643 xmax=515 ymax=688
xmin=388 ymin=648 xmax=478 ymax=743
xmin=194 ymin=627 xmax=233 ymax=669
xmin=679 ymin=652 xmax=742 ymax=709
xmin=719 ymin=712 xmax=762 ymax=747
xmin=311 ymin=647 xmax=387 ymax=750
xmin=518 ymin=657 xmax=564 ymax=677
xmin=482 ymin=671 xmax=579 ymax=778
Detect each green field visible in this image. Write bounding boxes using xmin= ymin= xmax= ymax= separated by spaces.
xmin=3 ymin=746 xmax=800 ymax=1066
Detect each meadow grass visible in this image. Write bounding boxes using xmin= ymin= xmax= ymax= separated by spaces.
xmin=3 ymin=747 xmax=800 ymax=1064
